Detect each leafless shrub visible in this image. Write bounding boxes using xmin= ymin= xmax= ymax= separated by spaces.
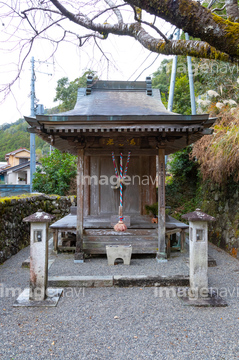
xmin=191 ymin=107 xmax=239 ymax=183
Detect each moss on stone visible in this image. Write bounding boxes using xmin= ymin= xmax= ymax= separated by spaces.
xmin=0 ymin=193 xmax=73 ymax=264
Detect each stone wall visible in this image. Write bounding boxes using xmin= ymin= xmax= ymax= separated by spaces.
xmin=202 ymin=180 xmax=239 ymax=258
xmin=0 ymin=194 xmax=76 ymax=264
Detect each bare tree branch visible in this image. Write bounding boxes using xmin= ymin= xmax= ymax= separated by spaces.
xmin=48 ymin=0 xmax=236 ymax=62
xmin=207 ymin=0 xmax=218 ymax=9
xmin=104 ymin=0 xmax=123 ymax=24
xmin=134 ymin=53 xmax=159 ymax=80
xmin=130 ymin=4 xmax=169 ymax=42
xmin=91 ymin=4 xmax=126 ymax=22
xmin=1 ymin=0 xmax=239 ymax=99
xmin=225 ymin=0 xmax=239 ymax=22
xmin=21 ymin=7 xmax=62 ymax=16
xmin=213 ymin=4 xmax=226 ymax=12
xmin=125 ymin=0 xmax=239 ymax=59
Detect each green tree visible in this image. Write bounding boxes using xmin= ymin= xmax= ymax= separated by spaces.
xmin=53 ymin=70 xmax=97 ymax=112
xmin=168 ymin=146 xmax=198 ymax=184
xmin=152 ymin=57 xmax=192 ymax=114
xmin=152 ymin=59 xmax=172 ymax=107
xmin=33 ymin=149 xmax=77 ymax=196
xmin=152 ymin=54 xmax=239 ymax=115
xmin=173 ymin=75 xmax=191 ymax=115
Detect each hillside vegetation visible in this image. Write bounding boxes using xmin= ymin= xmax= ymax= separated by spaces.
xmin=0 ymin=119 xmax=48 ymax=162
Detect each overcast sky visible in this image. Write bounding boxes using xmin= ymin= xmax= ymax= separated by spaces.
xmin=0 ymin=30 xmax=170 ymax=126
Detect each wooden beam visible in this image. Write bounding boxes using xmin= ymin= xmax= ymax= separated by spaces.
xmin=156 ymin=148 xmax=167 ymax=262
xmin=75 ymin=148 xmax=85 ymax=262
xmin=85 ymin=149 xmax=159 ymax=156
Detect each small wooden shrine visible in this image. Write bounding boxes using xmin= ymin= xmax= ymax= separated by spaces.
xmin=25 ymin=76 xmax=214 ymax=262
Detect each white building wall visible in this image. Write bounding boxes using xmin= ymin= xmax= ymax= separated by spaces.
xmin=5 ymin=168 xmax=31 ymax=184
xmin=7 ymin=171 xmax=18 ymax=184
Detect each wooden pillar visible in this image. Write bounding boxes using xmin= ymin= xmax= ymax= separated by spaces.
xmin=156 ymin=148 xmax=167 ymax=262
xmin=75 ymin=148 xmax=85 ymax=262
xmin=181 ymin=230 xmax=186 ymax=251
xmin=84 ymin=156 xmax=90 ymax=216
xmin=53 ymin=229 xmax=58 ymax=253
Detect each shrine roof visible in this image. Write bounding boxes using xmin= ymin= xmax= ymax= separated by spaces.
xmin=23 ymin=77 xmax=216 ymax=156
xmin=49 ymin=82 xmax=176 ymax=118
xmin=26 ymin=78 xmax=208 ymax=121
xmin=25 ymin=79 xmax=209 ymax=123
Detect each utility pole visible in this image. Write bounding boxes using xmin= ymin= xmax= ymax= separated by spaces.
xmin=30 ymin=56 xmax=36 ymax=193
xmin=29 ymin=57 xmax=52 ymax=192
xmin=185 ymin=33 xmax=196 ymax=115
xmin=167 ymin=31 xmax=196 ymax=115
xmin=166 ymin=29 xmax=180 ymax=166
xmin=167 ymin=29 xmax=180 ymax=112
xmin=166 ymin=30 xmax=196 ymax=167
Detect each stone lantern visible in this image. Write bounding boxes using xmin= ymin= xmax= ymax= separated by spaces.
xmin=182 ymin=209 xmax=215 ymax=298
xmin=23 ymin=209 xmax=55 ymax=300
xmin=14 ymin=210 xmax=62 ymax=307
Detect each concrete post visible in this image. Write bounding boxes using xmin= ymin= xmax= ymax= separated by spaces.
xmin=167 ymin=29 xmax=180 ymax=112
xmin=14 ymin=210 xmax=64 ymax=307
xmin=189 ymin=220 xmax=209 ymax=296
xmin=23 ymin=210 xmax=55 ymax=301
xmin=185 ymin=33 xmax=196 ymax=115
xmin=29 ymin=222 xmax=48 ymax=300
xmin=182 ymin=209 xmax=215 ymax=298
xmin=30 ymin=57 xmax=36 ymax=193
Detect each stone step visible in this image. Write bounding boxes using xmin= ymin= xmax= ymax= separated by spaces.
xmin=48 ymin=275 xmax=189 ymax=288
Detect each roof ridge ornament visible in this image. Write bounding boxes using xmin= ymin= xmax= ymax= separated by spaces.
xmin=86 ymin=75 xmax=93 ymax=95
xmin=146 ymin=76 xmax=152 ymax=96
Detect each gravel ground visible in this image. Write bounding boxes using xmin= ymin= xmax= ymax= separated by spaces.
xmin=48 ymin=249 xmax=189 ymax=277
xmin=0 ymin=243 xmax=238 ymax=360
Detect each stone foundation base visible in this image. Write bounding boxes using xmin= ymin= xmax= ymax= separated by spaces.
xmin=13 ymin=288 xmax=63 ymax=307
xmin=177 ymin=288 xmax=227 ymax=307
xmin=74 ymin=251 xmax=84 ymax=263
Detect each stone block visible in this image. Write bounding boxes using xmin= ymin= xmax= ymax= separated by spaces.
xmin=114 ymin=275 xmax=190 ymax=287
xmin=13 ymin=288 xmax=63 ymax=307
xmin=48 ymin=275 xmax=113 ymax=287
xmin=106 ymin=245 xmax=132 ymax=265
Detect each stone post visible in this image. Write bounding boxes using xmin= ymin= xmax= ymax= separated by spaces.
xmin=23 ymin=210 xmax=55 ymax=301
xmin=182 ymin=209 xmax=215 ymax=298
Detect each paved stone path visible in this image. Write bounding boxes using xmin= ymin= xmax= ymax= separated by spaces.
xmin=0 ymin=243 xmax=238 ymax=359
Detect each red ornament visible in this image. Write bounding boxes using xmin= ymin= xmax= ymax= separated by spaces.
xmin=114 ymin=220 xmax=127 ymax=232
